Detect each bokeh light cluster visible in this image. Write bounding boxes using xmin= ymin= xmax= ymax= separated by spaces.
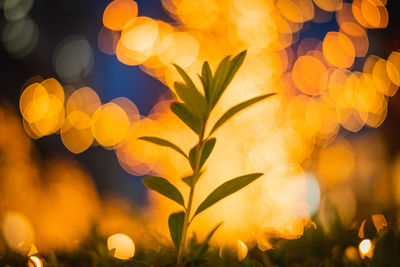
xmin=19 ymin=78 xmax=139 ymax=153
xmin=17 ymin=0 xmax=400 ymax=252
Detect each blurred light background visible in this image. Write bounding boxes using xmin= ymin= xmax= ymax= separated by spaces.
xmin=1 ymin=0 xmax=400 ymax=257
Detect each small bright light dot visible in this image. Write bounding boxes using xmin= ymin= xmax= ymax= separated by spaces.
xmin=219 ymin=240 xmax=248 ymax=262
xmin=29 ymin=256 xmax=43 ymax=267
xmin=359 ymin=239 xmax=372 ymax=256
xmin=107 ymin=233 xmax=135 ymax=260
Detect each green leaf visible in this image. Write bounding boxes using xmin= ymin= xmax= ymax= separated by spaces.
xmin=195 ymin=222 xmax=223 ymax=259
xmin=170 ymin=102 xmax=201 ymax=134
xmin=209 ymin=93 xmax=276 ymax=135
xmin=189 ymin=145 xmax=196 ymax=170
xmin=199 ymin=138 xmax=216 ymax=168
xmin=174 ymin=82 xmax=207 ymax=120
xmin=168 ymin=211 xmax=185 ymax=249
xmin=173 ymin=63 xmax=197 ymax=94
xmin=194 ymin=173 xmax=263 ymax=216
xmin=138 ymin=136 xmax=188 ymax=159
xmin=209 ymin=51 xmax=248 ymax=109
xmin=188 ymin=138 xmax=216 ymax=171
xmin=173 ymin=64 xmax=208 ymax=118
xmin=209 ymin=56 xmax=230 ymax=108
xmin=218 ymin=50 xmax=247 ymax=98
xmin=142 ymin=176 xmax=184 ymax=206
xmin=201 ymin=61 xmax=213 ymax=101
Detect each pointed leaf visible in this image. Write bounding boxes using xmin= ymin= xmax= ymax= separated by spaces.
xmin=209 ymin=51 xmax=247 ymax=109
xmin=201 ymin=61 xmax=213 ymax=101
xmin=188 ymin=138 xmax=216 ymax=171
xmin=199 ymin=138 xmax=216 ymax=168
xmin=189 ymin=145 xmax=196 ymax=170
xmin=209 ymin=56 xmax=230 ymax=108
xmin=173 ymin=63 xmax=197 ymax=93
xmin=168 ymin=211 xmax=185 ymax=249
xmin=139 ymin=136 xmax=188 ymax=159
xmin=173 ymin=64 xmax=208 ymax=118
xmin=170 ymin=102 xmax=201 ymax=134
xmin=142 ymin=176 xmax=184 ymax=206
xmin=209 ymin=93 xmax=276 ymax=135
xmin=195 ymin=222 xmax=223 ymax=258
xmin=194 ymin=173 xmax=263 ymax=216
xmin=218 ymin=50 xmax=247 ymax=96
xmin=174 ymin=82 xmax=207 ymax=119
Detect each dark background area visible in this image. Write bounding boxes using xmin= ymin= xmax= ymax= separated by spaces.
xmin=0 ymin=0 xmax=399 ymax=206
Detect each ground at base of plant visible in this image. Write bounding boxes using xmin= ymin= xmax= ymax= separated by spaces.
xmin=2 ymin=218 xmax=400 ymax=267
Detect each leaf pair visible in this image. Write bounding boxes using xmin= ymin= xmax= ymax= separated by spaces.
xmin=173 ymin=64 xmax=208 ymax=120
xmin=143 ymin=173 xmax=263 ymax=249
xmin=189 ymin=138 xmax=216 ymax=171
xmin=208 ymin=51 xmax=247 ymax=110
xmin=143 ymin=172 xmax=262 ymax=217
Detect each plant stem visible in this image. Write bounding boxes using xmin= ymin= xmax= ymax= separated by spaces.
xmin=177 ymin=122 xmax=207 ymax=264
xmin=177 ymin=183 xmax=194 ymax=264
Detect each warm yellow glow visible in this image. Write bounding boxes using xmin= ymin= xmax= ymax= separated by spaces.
xmin=20 ymin=83 xmax=49 ymax=123
xmin=344 ymin=246 xmax=359 ymax=262
xmin=14 ymin=0 xmax=400 ymax=248
xmin=323 ymin=31 xmax=355 ymax=68
xmin=277 ymin=0 xmax=314 ymax=23
xmin=91 ymin=103 xmax=130 ymax=147
xmin=158 ymin=32 xmax=199 ymax=68
xmin=111 ymin=97 xmax=140 ymax=123
xmin=387 ymin=52 xmax=400 ymax=86
xmin=2 ymin=211 xmax=35 ymax=252
xmin=19 ymin=78 xmax=67 ymax=138
xmin=66 ymin=87 xmax=101 ymax=116
xmin=292 ymin=55 xmax=327 ymax=95
xmin=313 ymin=0 xmax=342 ymax=11
xmin=0 ymin=106 xmax=101 ymax=252
xmin=318 ymin=139 xmax=354 ymax=188
xmin=176 ymin=0 xmax=220 ymax=29
xmin=103 ymin=0 xmax=138 ymax=31
xmin=339 ymin=22 xmax=369 ymax=57
xmin=116 ymin=17 xmax=159 ymax=66
xmin=27 ymin=244 xmax=39 ymax=256
xmin=352 ymin=0 xmax=388 ymax=29
xmin=107 ymin=233 xmax=135 ymax=259
xmin=359 ymin=239 xmax=372 ymax=257
xmin=372 ymin=59 xmax=398 ymax=97
xmin=61 ymin=114 xmax=94 ymax=154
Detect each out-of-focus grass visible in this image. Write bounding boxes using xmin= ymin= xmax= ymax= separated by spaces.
xmin=2 ymin=216 xmax=399 ymax=267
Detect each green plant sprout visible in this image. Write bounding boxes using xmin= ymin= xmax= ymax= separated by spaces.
xmin=139 ymin=50 xmax=275 ymax=264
